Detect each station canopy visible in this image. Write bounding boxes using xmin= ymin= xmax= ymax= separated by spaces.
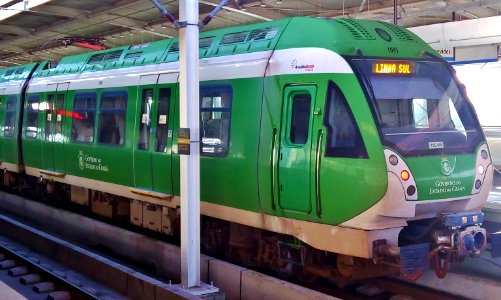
xmin=0 ymin=0 xmax=500 ymax=67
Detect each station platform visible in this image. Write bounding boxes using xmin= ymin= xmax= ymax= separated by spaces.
xmin=0 ymin=281 xmax=27 ymax=300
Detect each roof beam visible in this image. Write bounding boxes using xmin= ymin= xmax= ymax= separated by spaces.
xmin=199 ymin=0 xmax=273 ymax=21
xmin=317 ymin=0 xmax=429 ymax=18
xmin=34 ymin=4 xmax=88 ymax=17
xmin=0 ymin=24 xmax=33 ymax=35
xmin=92 ymin=13 xmax=146 ymax=29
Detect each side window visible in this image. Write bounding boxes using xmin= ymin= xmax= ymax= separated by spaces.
xmin=98 ymin=91 xmax=127 ymax=146
xmin=4 ymin=96 xmax=17 ymax=137
xmin=26 ymin=95 xmax=40 ymax=139
xmin=138 ymin=89 xmax=153 ymax=150
xmin=289 ymin=94 xmax=311 ymax=144
xmin=323 ymin=82 xmax=368 ymax=158
xmin=156 ymin=88 xmax=170 ymax=152
xmin=72 ymin=93 xmax=96 ymax=143
xmin=200 ymin=86 xmax=232 ymax=156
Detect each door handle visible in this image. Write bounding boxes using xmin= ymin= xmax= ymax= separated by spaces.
xmin=315 ymin=129 xmax=323 ymax=217
xmin=271 ymin=128 xmax=277 ymax=210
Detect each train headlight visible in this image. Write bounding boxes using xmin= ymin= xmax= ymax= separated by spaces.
xmin=406 ymin=185 xmax=416 ymax=196
xmin=475 ymin=180 xmax=482 ymax=189
xmin=477 ymin=165 xmax=484 ymax=175
xmin=400 ymin=170 xmax=410 ymax=181
xmin=389 ymin=155 xmax=398 ymax=166
xmin=481 ymin=149 xmax=488 ymax=160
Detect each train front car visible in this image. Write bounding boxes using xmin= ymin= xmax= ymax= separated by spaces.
xmin=317 ymin=20 xmax=495 ymax=279
xmin=347 ymin=55 xmax=493 ymax=278
xmin=267 ymin=18 xmax=496 ymax=281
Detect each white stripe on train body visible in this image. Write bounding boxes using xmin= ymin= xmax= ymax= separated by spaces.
xmin=21 ymin=47 xmax=354 ymax=93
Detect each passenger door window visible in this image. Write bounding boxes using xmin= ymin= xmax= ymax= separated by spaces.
xmin=138 ymin=89 xmax=153 ymax=150
xmin=156 ymin=88 xmax=170 ymax=152
xmin=25 ymin=95 xmax=40 ymax=139
xmin=289 ymin=94 xmax=312 ymax=144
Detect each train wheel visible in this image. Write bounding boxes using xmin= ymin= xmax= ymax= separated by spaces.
xmin=336 ymin=254 xmax=355 ymax=278
xmin=201 ymin=219 xmax=229 ymax=257
xmin=275 ymin=250 xmax=298 ymax=279
xmin=297 ymin=269 xmax=318 ymax=284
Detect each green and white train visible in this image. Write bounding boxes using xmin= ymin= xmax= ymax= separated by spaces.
xmin=0 ymin=17 xmax=495 ymax=280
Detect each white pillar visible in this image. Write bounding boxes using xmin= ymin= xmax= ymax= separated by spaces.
xmin=179 ymin=0 xmax=200 ymax=289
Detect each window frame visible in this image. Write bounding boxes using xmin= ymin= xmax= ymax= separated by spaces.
xmin=155 ymin=88 xmax=171 ymax=153
xmin=71 ymin=92 xmax=97 ymax=144
xmin=323 ymin=81 xmax=368 ymax=159
xmin=3 ymin=95 xmax=17 ymax=138
xmin=288 ymin=92 xmax=312 ymax=145
xmin=199 ymin=85 xmax=232 ymax=157
xmin=97 ymin=90 xmax=128 ymax=147
xmin=138 ymin=88 xmax=153 ymax=151
xmin=25 ymin=95 xmax=40 ymax=139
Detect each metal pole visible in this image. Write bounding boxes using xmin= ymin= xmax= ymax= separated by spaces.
xmin=394 ymin=0 xmax=397 ymax=25
xmin=179 ymin=0 xmax=200 ymax=289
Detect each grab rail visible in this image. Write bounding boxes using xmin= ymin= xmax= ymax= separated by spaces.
xmin=271 ymin=128 xmax=278 ymax=210
xmin=315 ymin=130 xmax=323 ymax=217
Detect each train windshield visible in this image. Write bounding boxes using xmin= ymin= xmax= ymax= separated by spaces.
xmin=350 ymin=58 xmax=483 ymax=156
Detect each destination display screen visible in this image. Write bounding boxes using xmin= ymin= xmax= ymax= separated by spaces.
xmin=372 ymin=61 xmax=414 ymax=75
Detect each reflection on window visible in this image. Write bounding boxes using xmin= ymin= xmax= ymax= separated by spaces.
xmin=26 ymin=95 xmax=39 ymax=139
xmin=156 ymin=88 xmax=170 ymax=152
xmin=71 ymin=93 xmax=96 ymax=143
xmin=138 ymin=89 xmax=153 ymax=150
xmin=4 ymin=96 xmax=17 ymax=137
xmin=200 ymin=86 xmax=232 ymax=156
xmin=98 ymin=91 xmax=127 ymax=146
xmin=412 ymin=98 xmax=429 ymax=128
xmin=324 ymin=82 xmax=367 ymax=158
xmin=381 ymin=98 xmax=466 ymax=133
xmin=290 ymin=94 xmax=311 ymax=144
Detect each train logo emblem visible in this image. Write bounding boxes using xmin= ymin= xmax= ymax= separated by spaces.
xmin=441 ymin=157 xmax=456 ymax=176
xmin=290 ymin=59 xmax=315 ymax=72
xmin=78 ymin=151 xmax=85 ymax=170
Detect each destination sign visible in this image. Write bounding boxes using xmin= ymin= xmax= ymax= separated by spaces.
xmin=372 ymin=61 xmax=414 ymax=75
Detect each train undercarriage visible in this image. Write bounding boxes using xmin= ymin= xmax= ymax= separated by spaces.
xmin=0 ymin=170 xmax=490 ymax=283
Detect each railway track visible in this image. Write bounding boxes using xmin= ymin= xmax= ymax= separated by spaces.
xmin=0 ymin=232 xmax=125 ymax=300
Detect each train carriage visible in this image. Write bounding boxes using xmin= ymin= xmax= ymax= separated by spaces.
xmin=0 ymin=17 xmax=496 ymax=281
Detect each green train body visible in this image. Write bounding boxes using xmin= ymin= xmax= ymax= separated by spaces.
xmin=0 ymin=17 xmax=494 ymax=279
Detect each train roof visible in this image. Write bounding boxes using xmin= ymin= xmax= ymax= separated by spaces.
xmin=1 ymin=17 xmax=437 ymax=82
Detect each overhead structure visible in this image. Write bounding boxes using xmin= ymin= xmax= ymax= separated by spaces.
xmin=0 ymin=0 xmax=499 ymax=67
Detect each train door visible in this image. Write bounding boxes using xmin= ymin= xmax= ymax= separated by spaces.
xmin=278 ymin=85 xmax=317 ymax=213
xmin=133 ymin=74 xmax=174 ymax=196
xmin=42 ymin=83 xmax=68 ymax=173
